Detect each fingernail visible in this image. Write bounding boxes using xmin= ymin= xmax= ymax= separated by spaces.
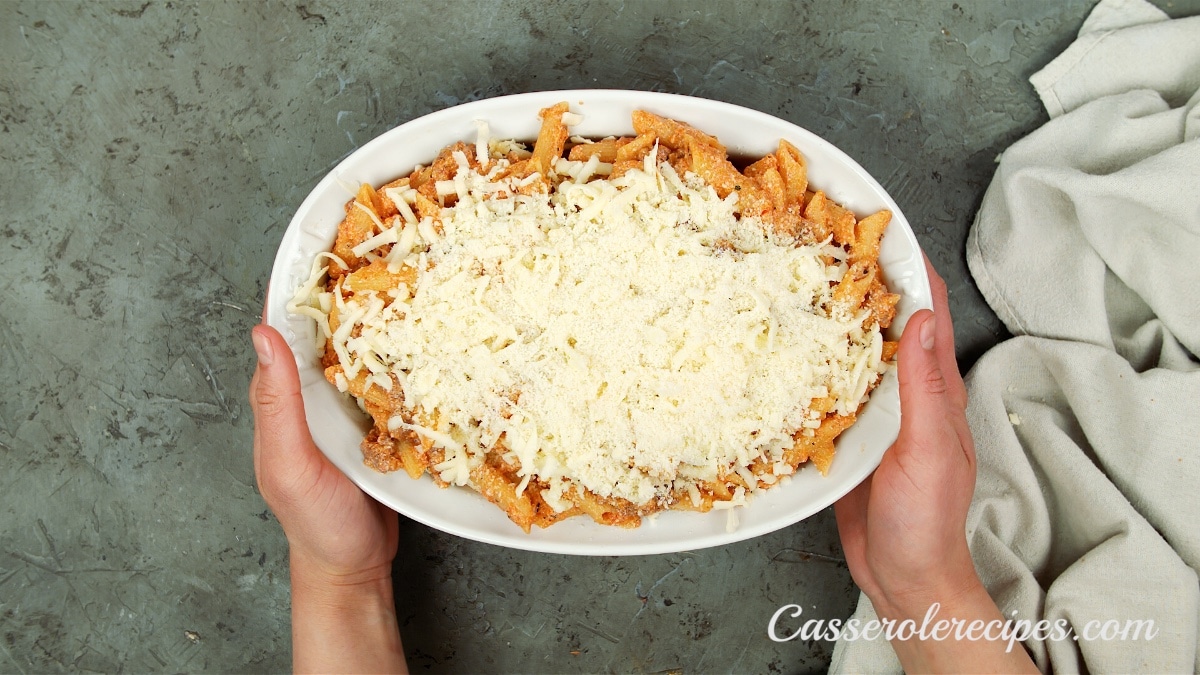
xmin=252 ymin=327 xmax=275 ymax=366
xmin=920 ymin=315 xmax=936 ymax=351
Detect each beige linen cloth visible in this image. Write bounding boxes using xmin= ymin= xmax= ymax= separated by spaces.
xmin=831 ymin=0 xmax=1200 ymax=671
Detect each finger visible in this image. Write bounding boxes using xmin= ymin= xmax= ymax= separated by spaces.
xmin=835 ymin=474 xmax=871 ymax=543
xmin=834 ymin=474 xmax=872 ymax=583
xmin=894 ymin=309 xmax=965 ymax=467
xmin=250 ymin=366 xmax=264 ymax=480
xmin=250 ymin=324 xmax=324 ymax=500
xmin=922 ymin=254 xmax=956 ymax=354
xmin=898 ymin=309 xmax=944 ymax=397
xmin=922 ymin=254 xmax=967 ymax=411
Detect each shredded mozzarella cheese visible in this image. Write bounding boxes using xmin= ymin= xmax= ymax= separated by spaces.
xmin=292 ymin=153 xmax=888 ymax=508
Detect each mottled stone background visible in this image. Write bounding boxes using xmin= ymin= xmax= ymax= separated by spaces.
xmin=2 ymin=0 xmax=1194 ymax=672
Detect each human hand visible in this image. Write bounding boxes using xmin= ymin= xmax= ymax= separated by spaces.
xmin=251 ymin=324 xmax=399 ymax=583
xmin=250 ymin=324 xmax=406 ymax=673
xmin=834 ymin=257 xmax=1037 ymax=673
xmin=834 ymin=256 xmax=977 ymax=619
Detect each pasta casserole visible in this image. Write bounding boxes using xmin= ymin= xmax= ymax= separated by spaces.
xmin=289 ymin=103 xmax=898 ymax=532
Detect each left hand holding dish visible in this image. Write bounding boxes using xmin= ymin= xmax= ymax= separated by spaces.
xmin=251 ymin=323 xmax=407 ymax=674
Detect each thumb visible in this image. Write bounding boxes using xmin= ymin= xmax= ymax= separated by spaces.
xmin=250 ymin=325 xmax=322 ymax=494
xmin=250 ymin=325 xmax=309 ymax=430
xmin=894 ymin=309 xmax=957 ymax=457
xmin=897 ymin=309 xmax=948 ymax=403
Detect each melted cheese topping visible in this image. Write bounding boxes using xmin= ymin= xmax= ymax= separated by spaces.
xmin=297 ymin=151 xmax=885 ymax=509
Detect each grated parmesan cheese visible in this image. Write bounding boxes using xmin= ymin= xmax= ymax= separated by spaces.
xmin=293 ymin=151 xmax=889 ymax=510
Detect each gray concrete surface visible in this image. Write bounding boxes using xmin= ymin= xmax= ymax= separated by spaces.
xmin=3 ymin=0 xmax=1196 ymax=672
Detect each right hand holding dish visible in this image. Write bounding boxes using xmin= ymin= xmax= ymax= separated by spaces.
xmin=834 ymin=257 xmax=1038 ymax=673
